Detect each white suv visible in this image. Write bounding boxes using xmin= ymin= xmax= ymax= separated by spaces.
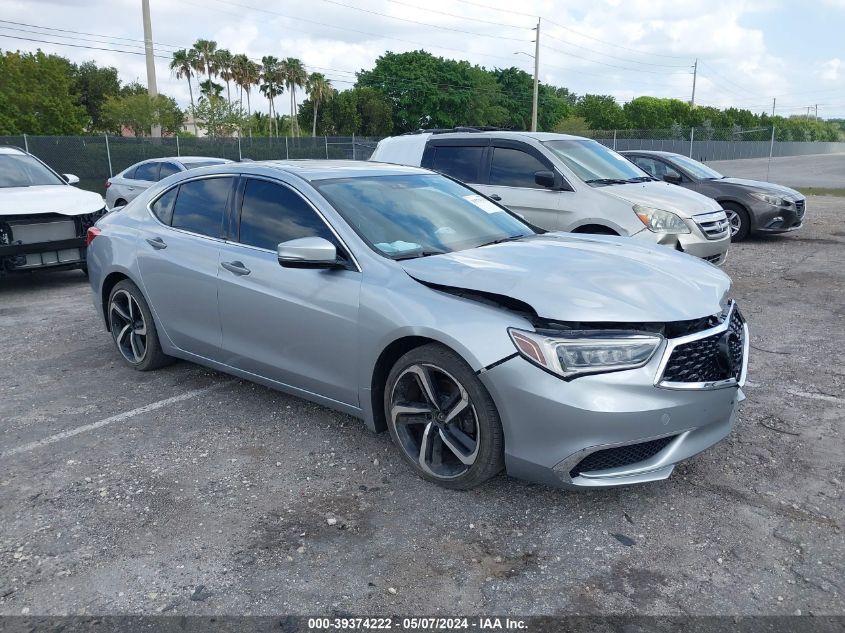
xmin=0 ymin=146 xmax=105 ymax=275
xmin=371 ymin=130 xmax=731 ymax=264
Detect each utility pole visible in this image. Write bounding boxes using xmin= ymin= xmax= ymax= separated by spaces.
xmin=690 ymin=58 xmax=698 ymax=108
xmin=771 ymin=97 xmax=776 ymax=117
xmin=142 ymin=0 xmax=161 ymax=138
xmin=531 ymin=18 xmax=540 ymax=132
xmin=815 ymin=104 xmax=818 ymax=120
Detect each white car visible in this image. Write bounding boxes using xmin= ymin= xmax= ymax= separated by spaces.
xmin=105 ymin=156 xmax=232 ymax=209
xmin=371 ymin=130 xmax=731 ymax=264
xmin=0 ymin=146 xmax=105 ymax=275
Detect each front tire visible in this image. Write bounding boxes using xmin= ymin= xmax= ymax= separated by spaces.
xmin=384 ymin=344 xmax=504 ymax=489
xmin=723 ymin=202 xmax=750 ymax=242
xmin=108 ymin=279 xmax=172 ymax=371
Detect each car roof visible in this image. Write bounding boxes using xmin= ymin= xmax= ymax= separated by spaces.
xmin=0 ymin=146 xmax=27 ymax=155
xmin=416 ymin=131 xmax=588 ymax=142
xmin=177 ymin=156 xmax=232 ymax=164
xmin=620 ymin=150 xmax=682 ymax=158
xmin=178 ymin=159 xmax=431 ymax=183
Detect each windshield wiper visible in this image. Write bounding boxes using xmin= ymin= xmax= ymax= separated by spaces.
xmin=625 ymin=176 xmax=656 ymax=182
xmin=394 ymin=249 xmax=447 ymax=261
xmin=476 ymin=234 xmax=528 ymax=248
xmin=584 ymin=178 xmax=628 ymax=185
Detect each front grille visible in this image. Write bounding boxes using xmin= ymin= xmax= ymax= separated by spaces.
xmin=704 ymin=253 xmax=724 ymax=265
xmin=661 ymin=307 xmax=745 ymax=384
xmin=695 ymin=211 xmax=730 ymax=240
xmin=794 ymin=199 xmax=805 ymax=219
xmin=570 ymin=435 xmax=677 ymax=477
xmin=2 ymin=214 xmax=86 ymax=269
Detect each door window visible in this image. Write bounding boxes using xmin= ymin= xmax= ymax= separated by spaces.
xmin=134 ymin=162 xmax=160 ymax=182
xmin=170 ymin=177 xmax=232 ymax=237
xmin=151 ymin=187 xmax=178 ymax=225
xmin=631 ymin=156 xmax=678 ymax=179
xmin=158 ymin=162 xmax=181 ymax=179
xmin=430 ymin=146 xmax=483 ymax=183
xmin=238 ymin=179 xmax=335 ymax=251
xmin=489 ymin=147 xmax=547 ymax=188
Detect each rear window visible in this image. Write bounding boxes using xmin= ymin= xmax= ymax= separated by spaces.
xmin=151 ymin=187 xmax=178 ymax=224
xmin=183 ymin=160 xmax=227 ymax=170
xmin=158 ymin=162 xmax=181 ymax=179
xmin=133 ymin=162 xmax=159 ymax=181
xmin=430 ymin=146 xmax=483 ymax=183
xmin=170 ymin=177 xmax=232 ymax=237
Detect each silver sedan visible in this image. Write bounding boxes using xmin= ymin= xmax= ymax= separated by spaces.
xmin=86 ymin=161 xmax=748 ymax=490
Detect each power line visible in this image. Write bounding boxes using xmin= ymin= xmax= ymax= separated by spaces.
xmin=380 ymin=0 xmax=535 ymax=30
xmin=543 ymin=18 xmax=692 ymax=60
xmin=540 ymin=42 xmax=694 ymax=76
xmin=541 ymin=32 xmax=691 ymax=68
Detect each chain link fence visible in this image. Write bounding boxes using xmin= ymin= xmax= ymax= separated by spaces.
xmin=2 ymin=130 xmax=843 ymax=194
xmin=0 ymin=135 xmax=381 ymax=193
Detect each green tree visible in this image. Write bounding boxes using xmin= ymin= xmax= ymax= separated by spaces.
xmin=215 ymin=49 xmax=234 ymax=105
xmin=0 ymin=50 xmax=87 ymax=134
xmin=280 ymin=57 xmax=307 ymax=137
xmin=300 ymin=86 xmax=393 ymax=136
xmin=72 ymin=61 xmax=121 ymax=131
xmin=260 ymin=56 xmax=282 ymax=137
xmin=576 ymin=94 xmax=626 ymax=129
xmin=305 ymin=73 xmax=333 ymax=137
xmin=623 ymin=96 xmax=690 ymax=129
xmin=193 ymin=95 xmax=244 ymax=137
xmin=101 ymin=92 xmax=184 ymax=136
xmin=170 ymin=49 xmax=198 ymax=134
xmin=191 ymin=39 xmax=218 ymax=84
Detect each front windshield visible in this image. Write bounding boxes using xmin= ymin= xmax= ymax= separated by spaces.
xmin=667 ymin=154 xmax=724 ymax=180
xmin=0 ymin=154 xmax=64 ymax=187
xmin=314 ymin=174 xmax=535 ymax=259
xmin=542 ymin=139 xmax=651 ymax=186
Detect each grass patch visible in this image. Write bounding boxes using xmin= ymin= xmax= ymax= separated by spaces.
xmin=798 ymin=187 xmax=845 ymax=197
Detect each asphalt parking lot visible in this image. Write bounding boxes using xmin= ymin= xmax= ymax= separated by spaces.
xmin=708 ymin=153 xmax=845 ymax=189
xmin=1 ymin=195 xmax=843 ymax=617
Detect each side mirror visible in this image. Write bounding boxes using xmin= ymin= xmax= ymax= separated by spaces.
xmin=534 ymin=170 xmax=556 ymax=188
xmin=63 ymin=173 xmax=80 ymax=185
xmin=663 ymin=173 xmax=683 ymax=185
xmin=278 ymin=236 xmax=340 ymax=269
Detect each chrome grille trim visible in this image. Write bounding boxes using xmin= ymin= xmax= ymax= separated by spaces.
xmin=694 ymin=211 xmax=730 ymax=240
xmin=653 ymin=300 xmax=749 ymax=390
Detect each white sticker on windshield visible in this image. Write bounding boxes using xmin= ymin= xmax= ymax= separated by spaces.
xmin=463 ymin=194 xmax=503 ymax=214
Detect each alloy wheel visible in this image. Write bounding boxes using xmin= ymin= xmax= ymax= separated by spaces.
xmin=389 ymin=363 xmax=480 ymax=479
xmin=725 ymin=209 xmax=742 ymax=237
xmin=109 ymin=289 xmax=148 ymax=364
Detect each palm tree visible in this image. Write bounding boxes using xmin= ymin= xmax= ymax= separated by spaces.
xmin=170 ymin=48 xmax=198 ymax=134
xmin=260 ymin=56 xmax=282 ymax=137
xmin=306 ymin=73 xmax=333 ymax=137
xmin=191 ymin=39 xmax=218 ymax=84
xmin=215 ymin=49 xmax=234 ymax=106
xmin=231 ymin=53 xmax=250 ymax=113
xmin=280 ymin=57 xmax=307 ymax=137
xmin=199 ymin=79 xmax=224 ymax=99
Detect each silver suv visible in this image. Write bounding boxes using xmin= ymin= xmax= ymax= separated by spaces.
xmin=371 ymin=130 xmax=731 ymax=265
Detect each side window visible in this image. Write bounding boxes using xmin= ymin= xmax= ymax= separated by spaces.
xmin=151 ymin=187 xmax=178 ymax=225
xmin=431 ymin=146 xmax=483 ymax=183
xmin=170 ymin=177 xmax=232 ymax=237
xmin=123 ymin=165 xmax=138 ymax=179
xmin=134 ymin=162 xmax=160 ymax=182
xmin=238 ymin=179 xmax=335 ymax=251
xmin=158 ymin=162 xmax=180 ymax=180
xmin=489 ymin=147 xmax=548 ymax=188
xmin=630 ymin=156 xmax=658 ymax=177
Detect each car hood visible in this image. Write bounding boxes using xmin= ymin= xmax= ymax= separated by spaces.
xmin=400 ymin=233 xmax=730 ymax=323
xmin=716 ymin=177 xmax=803 ymax=198
xmin=0 ymin=185 xmax=105 ymax=217
xmin=601 ymin=181 xmax=722 ymax=217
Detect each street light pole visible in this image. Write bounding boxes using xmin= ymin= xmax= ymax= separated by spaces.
xmin=142 ymin=0 xmax=161 ymax=138
xmin=531 ymin=18 xmax=540 ymax=132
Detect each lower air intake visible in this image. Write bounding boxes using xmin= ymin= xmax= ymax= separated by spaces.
xmin=570 ymin=435 xmax=677 ymax=478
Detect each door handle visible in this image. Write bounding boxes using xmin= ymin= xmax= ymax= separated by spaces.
xmin=145 ymin=236 xmax=167 ymax=249
xmin=489 ymin=194 xmax=502 ymax=201
xmin=221 ymin=260 xmax=251 ymax=276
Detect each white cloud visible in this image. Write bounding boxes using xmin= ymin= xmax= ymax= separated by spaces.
xmin=819 ymin=58 xmax=841 ymax=81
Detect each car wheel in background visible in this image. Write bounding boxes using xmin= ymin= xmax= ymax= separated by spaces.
xmin=385 ymin=344 xmax=504 ymax=489
xmin=722 ymin=202 xmax=750 ymax=242
xmin=108 ymin=279 xmax=173 ymax=371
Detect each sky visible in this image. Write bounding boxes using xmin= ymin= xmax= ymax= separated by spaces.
xmin=1 ymin=0 xmax=844 ymax=120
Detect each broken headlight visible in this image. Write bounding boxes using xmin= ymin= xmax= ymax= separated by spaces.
xmin=634 ymin=205 xmax=690 ymax=234
xmin=508 ymin=328 xmax=663 ymax=379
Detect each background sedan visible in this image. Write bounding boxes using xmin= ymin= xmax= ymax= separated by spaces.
xmin=621 ymin=150 xmax=806 ymax=241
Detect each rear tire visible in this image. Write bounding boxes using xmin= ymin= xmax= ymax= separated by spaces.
xmin=722 ymin=202 xmax=750 ymax=242
xmin=107 ymin=279 xmax=173 ymax=371
xmin=384 ymin=344 xmax=504 ymax=489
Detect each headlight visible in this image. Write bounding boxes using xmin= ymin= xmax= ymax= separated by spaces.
xmin=633 ymin=205 xmax=690 ymax=234
xmin=750 ymin=192 xmax=790 ymax=207
xmin=508 ymin=328 xmax=663 ymax=379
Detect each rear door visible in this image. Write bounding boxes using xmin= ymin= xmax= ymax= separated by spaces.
xmin=136 ymin=175 xmax=234 ymax=360
xmin=122 ymin=161 xmax=160 ymax=203
xmin=217 ymin=176 xmax=361 ymax=405
xmin=481 ymin=141 xmax=565 ymax=230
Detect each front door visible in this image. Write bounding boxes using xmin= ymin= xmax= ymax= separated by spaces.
xmin=217 ymin=177 xmax=361 ymax=406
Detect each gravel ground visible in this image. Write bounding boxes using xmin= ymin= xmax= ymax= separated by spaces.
xmin=0 ymin=196 xmax=842 ymax=616
xmin=708 ymin=153 xmax=845 ymax=189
